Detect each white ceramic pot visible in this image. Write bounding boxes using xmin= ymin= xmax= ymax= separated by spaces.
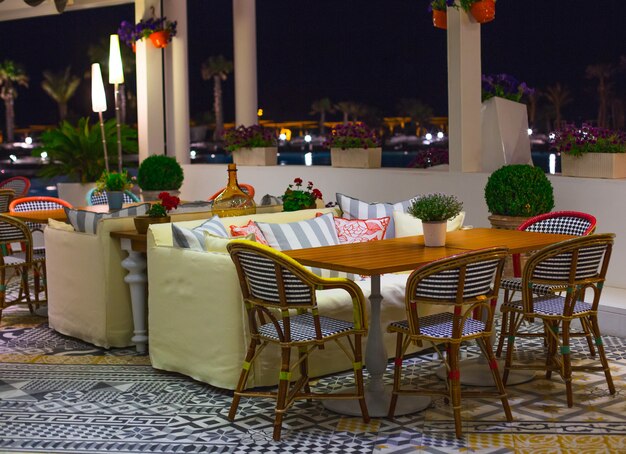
xmin=422 ymin=221 xmax=447 ymax=247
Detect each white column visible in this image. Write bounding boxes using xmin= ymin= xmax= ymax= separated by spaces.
xmin=135 ymin=0 xmax=165 ymax=161
xmin=447 ymin=8 xmax=482 ymax=172
xmin=233 ymin=0 xmax=258 ymax=126
xmin=163 ymin=0 xmax=190 ymax=165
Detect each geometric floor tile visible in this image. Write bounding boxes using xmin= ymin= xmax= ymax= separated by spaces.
xmin=2 ymin=305 xmax=626 ymax=453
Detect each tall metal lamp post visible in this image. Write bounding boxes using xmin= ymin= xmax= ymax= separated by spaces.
xmin=91 ymin=63 xmax=109 ymax=172
xmin=109 ymin=34 xmax=124 ymax=173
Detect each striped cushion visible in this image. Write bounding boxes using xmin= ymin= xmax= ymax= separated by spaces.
xmin=258 ymin=313 xmax=354 ymax=342
xmin=256 ymin=213 xmax=354 ymax=279
xmin=172 ymin=215 xmax=229 ymax=251
xmin=500 ymin=277 xmax=562 ymax=296
xmin=64 ymin=204 xmax=150 ymax=235
xmin=389 ymin=313 xmax=486 ymax=338
xmin=336 ymin=193 xmax=419 ymax=239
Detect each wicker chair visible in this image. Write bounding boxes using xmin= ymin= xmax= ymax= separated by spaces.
xmin=501 ymin=234 xmax=615 ymax=407
xmin=387 ymin=247 xmax=512 ymax=438
xmin=496 ymin=211 xmax=597 ymax=358
xmin=85 ymin=188 xmax=140 ymax=206
xmin=227 ymin=239 xmax=369 ymax=441
xmin=0 ymin=189 xmax=15 ymax=213
xmin=0 ymin=176 xmax=30 ymax=198
xmin=208 ymin=183 xmax=255 ymax=201
xmin=9 ymin=196 xmax=73 ymax=236
xmin=0 ymin=215 xmax=46 ymax=320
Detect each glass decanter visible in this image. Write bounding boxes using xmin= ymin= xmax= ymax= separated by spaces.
xmin=211 ymin=164 xmax=256 ymax=217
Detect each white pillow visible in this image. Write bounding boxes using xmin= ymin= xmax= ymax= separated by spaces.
xmin=256 ymin=212 xmax=355 ymax=279
xmin=204 ymin=232 xmax=254 ymax=253
xmin=336 ymin=193 xmax=419 ymax=239
xmin=393 ymin=211 xmax=466 ymax=238
xmin=64 ymin=204 xmax=150 ymax=235
xmin=172 ymin=215 xmax=229 ymax=251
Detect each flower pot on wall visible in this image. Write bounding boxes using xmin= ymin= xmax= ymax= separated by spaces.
xmin=561 ymin=153 xmax=626 ymax=179
xmin=149 ymin=31 xmax=170 ymax=48
xmin=330 ymin=148 xmax=382 ymax=169
xmin=470 ymin=0 xmax=496 ymax=23
xmin=432 ymin=10 xmax=447 ymax=29
xmin=422 ymin=221 xmax=447 ymax=247
xmin=481 ymin=97 xmax=532 ymax=172
xmin=134 ymin=215 xmax=171 ymax=234
xmin=232 ymin=147 xmax=277 ymax=166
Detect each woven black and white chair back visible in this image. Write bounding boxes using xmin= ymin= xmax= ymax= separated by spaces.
xmin=89 ymin=190 xmax=138 ymax=206
xmin=520 ymin=211 xmax=596 ymax=236
xmin=522 ymin=234 xmax=614 ymax=311
xmin=0 ymin=215 xmax=33 ymax=263
xmin=0 ymin=177 xmax=30 ymax=198
xmin=235 ymin=249 xmax=313 ymax=306
xmin=0 ymin=190 xmax=14 ymax=213
xmin=414 ymin=259 xmax=502 ymax=300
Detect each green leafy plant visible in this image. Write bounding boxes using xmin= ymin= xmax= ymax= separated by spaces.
xmin=484 ymin=164 xmax=554 ymax=216
xmin=458 ymin=0 xmax=496 ymax=11
xmin=407 ymin=193 xmax=463 ymax=222
xmin=146 ymin=191 xmax=181 ymax=217
xmin=95 ymin=170 xmax=133 ymax=192
xmin=282 ymin=178 xmax=323 ymax=212
xmin=33 ymin=117 xmax=138 ymax=184
xmin=430 ymin=0 xmax=456 ymax=11
xmin=136 ymin=155 xmax=184 ymax=191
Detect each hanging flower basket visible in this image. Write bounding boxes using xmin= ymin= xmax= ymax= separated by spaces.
xmin=470 ymin=0 xmax=495 ymax=23
xmin=432 ymin=10 xmax=447 ymax=29
xmin=150 ymin=31 xmax=170 ymax=49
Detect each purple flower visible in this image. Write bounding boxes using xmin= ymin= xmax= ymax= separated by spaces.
xmin=323 ymin=122 xmax=380 ymax=149
xmin=481 ymin=73 xmax=534 ymax=103
xmin=551 ymin=123 xmax=626 ymax=156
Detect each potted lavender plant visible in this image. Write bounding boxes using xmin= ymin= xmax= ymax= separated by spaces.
xmin=223 ymin=124 xmax=277 ymax=166
xmin=324 ymin=122 xmax=382 ymax=168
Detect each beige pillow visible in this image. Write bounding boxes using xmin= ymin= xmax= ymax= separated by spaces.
xmin=393 ymin=211 xmax=465 ymax=238
xmin=203 ymin=232 xmax=254 ymax=253
xmin=48 ymin=218 xmax=75 ymax=232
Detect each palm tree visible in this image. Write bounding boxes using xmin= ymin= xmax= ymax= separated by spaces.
xmin=586 ymin=63 xmax=614 ymax=128
xmin=309 ymin=98 xmax=334 ymax=134
xmin=396 ymin=98 xmax=433 ymax=135
xmin=0 ymin=60 xmax=29 ymax=143
xmin=41 ymin=66 xmax=81 ymax=122
xmin=526 ymin=90 xmax=540 ymax=130
xmin=201 ymin=55 xmax=233 ymax=141
xmin=334 ymin=101 xmax=361 ymax=124
xmin=544 ymin=83 xmax=572 ymax=130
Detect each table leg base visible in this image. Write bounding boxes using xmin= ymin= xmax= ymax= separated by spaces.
xmin=323 ymin=384 xmax=431 ymax=417
xmin=435 ymin=358 xmax=535 ymax=386
xmin=34 ymin=306 xmax=48 ymax=317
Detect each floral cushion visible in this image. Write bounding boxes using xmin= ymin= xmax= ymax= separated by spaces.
xmin=333 ymin=216 xmax=390 ymax=244
xmin=230 ymin=220 xmax=269 ymax=245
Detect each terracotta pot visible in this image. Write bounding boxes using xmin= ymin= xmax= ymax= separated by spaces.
xmin=432 ymin=10 xmax=447 ymax=29
xmin=134 ymin=215 xmax=171 ymax=234
xmin=470 ymin=0 xmax=496 ymax=23
xmin=132 ymin=43 xmax=136 ymax=53
xmin=149 ymin=30 xmax=170 ymax=49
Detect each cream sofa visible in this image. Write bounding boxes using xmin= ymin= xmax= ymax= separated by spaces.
xmin=147 ymin=207 xmax=451 ymax=390
xmin=45 ymin=209 xmax=216 ymax=348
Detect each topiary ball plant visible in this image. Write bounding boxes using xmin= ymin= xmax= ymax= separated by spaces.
xmin=484 ymin=164 xmax=554 ymax=217
xmin=136 ymin=155 xmax=184 ymax=191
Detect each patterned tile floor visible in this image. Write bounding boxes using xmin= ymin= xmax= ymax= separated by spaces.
xmin=0 ymin=305 xmax=625 ymax=453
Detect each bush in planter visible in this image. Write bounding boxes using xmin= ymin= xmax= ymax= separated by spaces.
xmin=136 ymin=155 xmax=184 ymax=191
xmin=484 ymin=164 xmax=554 ymax=217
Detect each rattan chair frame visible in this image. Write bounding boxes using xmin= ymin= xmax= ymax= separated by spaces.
xmin=9 ymin=196 xmax=73 ymax=235
xmin=0 ymin=215 xmax=46 ymax=320
xmin=0 ymin=189 xmax=15 ymax=213
xmin=0 ymin=176 xmax=31 ymax=198
xmin=496 ymin=211 xmax=598 ymax=358
xmin=501 ymin=234 xmax=615 ymax=407
xmin=387 ymin=247 xmax=512 ymax=439
xmin=227 ymin=240 xmax=369 ymax=441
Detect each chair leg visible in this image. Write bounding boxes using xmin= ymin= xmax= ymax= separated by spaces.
xmin=273 ymin=346 xmax=292 ymax=441
xmin=447 ymin=342 xmax=463 ymax=439
xmin=298 ymin=347 xmax=311 ymax=396
xmin=580 ymin=317 xmax=597 ymax=357
xmin=387 ymin=331 xmax=404 ymax=418
xmin=587 ymin=315 xmax=615 ymax=396
xmin=353 ymin=334 xmax=369 ymax=423
xmin=479 ymin=337 xmax=513 ymax=422
xmin=495 ymin=307 xmax=510 ymax=358
xmin=502 ymin=312 xmax=522 ymax=385
xmin=561 ymin=320 xmax=573 ymax=408
xmin=228 ymin=340 xmax=258 ymax=422
xmin=544 ymin=321 xmax=559 ymax=380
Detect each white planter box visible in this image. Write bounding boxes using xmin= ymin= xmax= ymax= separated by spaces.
xmin=330 ymin=147 xmax=382 ymax=168
xmin=481 ymin=97 xmax=532 ymax=172
xmin=232 ymin=147 xmax=277 ymax=166
xmin=561 ymin=153 xmax=626 ymax=179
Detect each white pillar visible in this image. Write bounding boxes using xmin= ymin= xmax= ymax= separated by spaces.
xmin=233 ymin=0 xmax=258 ymax=126
xmin=447 ymin=8 xmax=482 ymax=172
xmin=135 ymin=0 xmax=165 ymax=161
xmin=164 ymin=0 xmax=190 ymax=164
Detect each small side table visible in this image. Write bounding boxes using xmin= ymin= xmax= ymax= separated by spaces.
xmin=110 ymin=230 xmax=149 ymax=353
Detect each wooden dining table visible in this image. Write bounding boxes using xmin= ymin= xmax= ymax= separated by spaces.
xmin=285 ymin=227 xmax=574 ymax=417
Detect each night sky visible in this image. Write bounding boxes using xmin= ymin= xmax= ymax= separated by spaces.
xmin=0 ymin=0 xmax=625 ymax=131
